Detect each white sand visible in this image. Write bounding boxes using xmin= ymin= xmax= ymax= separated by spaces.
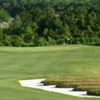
xmin=19 ymin=79 xmax=100 ymax=98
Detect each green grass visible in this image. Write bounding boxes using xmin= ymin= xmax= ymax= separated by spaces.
xmin=0 ymin=45 xmax=100 ymax=100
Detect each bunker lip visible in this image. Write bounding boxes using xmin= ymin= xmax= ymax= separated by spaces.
xmin=19 ymin=79 xmax=100 ymax=98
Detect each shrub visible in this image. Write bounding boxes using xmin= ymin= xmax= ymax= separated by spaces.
xmin=95 ymin=39 xmax=100 ymax=46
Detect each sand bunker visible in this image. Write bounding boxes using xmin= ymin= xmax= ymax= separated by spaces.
xmin=19 ymin=79 xmax=100 ymax=98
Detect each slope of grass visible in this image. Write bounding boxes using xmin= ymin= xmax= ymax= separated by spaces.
xmin=0 ymin=45 xmax=100 ymax=100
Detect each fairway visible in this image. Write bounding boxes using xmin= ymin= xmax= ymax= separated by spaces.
xmin=0 ymin=45 xmax=100 ymax=100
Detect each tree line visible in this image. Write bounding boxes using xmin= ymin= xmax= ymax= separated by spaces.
xmin=0 ymin=0 xmax=100 ymax=46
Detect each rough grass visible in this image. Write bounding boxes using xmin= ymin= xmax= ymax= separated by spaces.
xmin=87 ymin=90 xmax=100 ymax=96
xmin=42 ymin=76 xmax=100 ymax=92
xmin=0 ymin=45 xmax=100 ymax=100
xmin=74 ymin=86 xmax=100 ymax=91
xmin=43 ymin=79 xmax=100 ymax=88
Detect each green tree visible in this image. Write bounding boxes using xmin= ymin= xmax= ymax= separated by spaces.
xmin=13 ymin=15 xmax=22 ymax=29
xmin=0 ymin=8 xmax=9 ymax=22
xmin=24 ymin=26 xmax=34 ymax=42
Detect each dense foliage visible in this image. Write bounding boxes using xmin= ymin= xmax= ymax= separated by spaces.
xmin=0 ymin=0 xmax=100 ymax=46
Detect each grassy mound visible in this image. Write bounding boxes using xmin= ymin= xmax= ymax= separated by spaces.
xmin=42 ymin=76 xmax=100 ymax=96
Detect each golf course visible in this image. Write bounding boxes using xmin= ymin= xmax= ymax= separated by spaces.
xmin=0 ymin=45 xmax=100 ymax=100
